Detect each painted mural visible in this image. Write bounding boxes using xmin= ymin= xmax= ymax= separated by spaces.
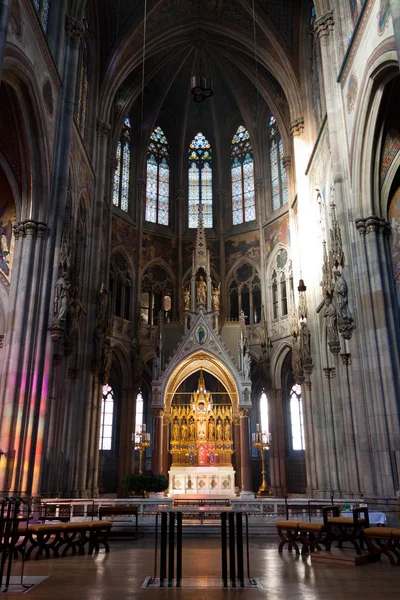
xmin=381 ymin=126 xmax=400 ymax=189
xmin=225 ymin=230 xmax=260 ymax=271
xmin=0 ymin=168 xmax=17 ymax=286
xmin=142 ymin=232 xmax=176 ymax=270
xmin=112 ymin=215 xmax=137 ymax=252
xmin=388 ymin=186 xmax=400 ymax=295
xmin=264 ymin=213 xmax=290 ymax=259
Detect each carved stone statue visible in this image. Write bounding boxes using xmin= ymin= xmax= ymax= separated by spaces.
xmin=212 ymin=283 xmax=220 ymax=311
xmin=333 ymin=269 xmax=352 ymax=321
xmin=196 ymin=275 xmax=207 ymax=304
xmin=183 ymin=286 xmax=190 ymax=311
xmin=53 ymin=271 xmax=71 ymax=322
xmin=243 ymin=349 xmax=251 ymax=380
xmin=153 ymin=347 xmax=161 ymax=380
xmin=299 ymin=321 xmax=312 ymax=365
xmin=324 ymin=296 xmax=339 ymax=344
xmin=224 ymin=420 xmax=231 ymax=441
xmin=216 ymin=420 xmax=223 ymax=440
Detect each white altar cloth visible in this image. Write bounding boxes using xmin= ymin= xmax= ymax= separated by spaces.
xmin=169 ymin=466 xmax=236 ymax=497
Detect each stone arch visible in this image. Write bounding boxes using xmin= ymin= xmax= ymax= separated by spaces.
xmin=271 ymin=341 xmax=292 ymax=390
xmin=162 ymin=350 xmax=241 ymax=415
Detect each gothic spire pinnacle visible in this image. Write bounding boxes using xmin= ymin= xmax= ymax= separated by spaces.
xmin=194 ymin=199 xmax=210 ymax=274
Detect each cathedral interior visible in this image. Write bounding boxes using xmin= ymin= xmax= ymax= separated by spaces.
xmin=0 ymin=0 xmax=400 ymax=511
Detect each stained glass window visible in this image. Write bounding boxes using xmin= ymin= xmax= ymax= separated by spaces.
xmin=290 ymin=384 xmax=305 ymax=451
xmin=34 ymin=0 xmax=51 ymax=33
xmin=135 ymin=392 xmax=144 ymax=443
xmin=188 ymin=133 xmax=212 ymax=228
xmin=260 ymin=392 xmax=269 ymax=434
xmin=76 ymin=13 xmax=89 ymax=139
xmin=99 ymin=384 xmax=114 ymax=450
xmin=269 ymin=116 xmax=288 ymax=211
xmin=113 ymin=118 xmax=132 ymax=212
xmin=231 ymin=125 xmax=255 ymax=225
xmin=146 ymin=127 xmax=169 ymax=225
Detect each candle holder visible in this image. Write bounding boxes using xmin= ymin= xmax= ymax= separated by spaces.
xmin=132 ymin=425 xmax=151 ymax=475
xmin=252 ymin=428 xmax=272 ymax=497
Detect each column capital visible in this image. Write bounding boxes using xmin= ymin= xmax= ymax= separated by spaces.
xmin=96 ymin=119 xmax=111 ymax=137
xmin=65 ymin=16 xmax=89 ymax=41
xmin=340 ymin=353 xmax=352 ymax=366
xmin=290 ymin=117 xmax=305 ymax=137
xmin=152 ymin=408 xmax=164 ymax=418
xmin=239 ymin=407 xmax=251 ymax=418
xmin=14 ymin=220 xmax=49 ymax=240
xmin=282 ymin=156 xmax=292 ymax=171
xmin=355 ymin=216 xmax=390 ymax=235
xmin=323 ymin=367 xmax=336 ymax=379
xmin=314 ymin=11 xmax=334 ymax=38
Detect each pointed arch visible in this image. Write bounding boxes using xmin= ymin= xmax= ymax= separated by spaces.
xmin=188 ymin=132 xmax=212 ymax=228
xmin=113 ymin=117 xmax=132 ymax=212
xmin=231 ymin=125 xmax=255 ymax=225
xmin=146 ymin=126 xmax=169 ymax=225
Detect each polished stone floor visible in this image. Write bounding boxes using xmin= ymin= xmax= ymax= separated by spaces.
xmin=3 ymin=537 xmax=399 ymax=599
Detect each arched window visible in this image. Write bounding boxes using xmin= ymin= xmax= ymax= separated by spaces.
xmin=141 ymin=264 xmax=173 ymax=325
xmin=99 ymin=384 xmax=114 ymax=450
xmin=188 ymin=133 xmax=212 ymax=228
xmin=260 ymin=392 xmax=269 ymax=434
xmin=270 ymin=249 xmax=293 ymax=321
xmin=109 ymin=252 xmax=132 ymax=320
xmin=34 ymin=0 xmax=51 ymax=33
xmin=113 ymin=118 xmax=132 ymax=212
xmin=76 ymin=12 xmax=89 ymax=139
xmin=290 ymin=384 xmax=305 ymax=450
xmin=269 ymin=116 xmax=288 ymax=211
xmin=146 ymin=127 xmax=169 ymax=225
xmin=231 ymin=125 xmax=255 ymax=225
xmin=311 ymin=6 xmax=323 ymax=130
xmin=229 ymin=263 xmax=261 ymax=324
xmin=135 ymin=392 xmax=144 ymax=442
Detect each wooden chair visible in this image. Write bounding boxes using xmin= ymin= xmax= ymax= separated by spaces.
xmin=323 ymin=505 xmax=369 ymax=555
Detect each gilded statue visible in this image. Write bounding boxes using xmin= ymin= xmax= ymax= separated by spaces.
xmin=183 ymin=286 xmax=190 ymax=311
xmin=224 ymin=420 xmax=231 ymax=441
xmin=196 ymin=275 xmax=207 ymax=304
xmin=208 ymin=420 xmax=215 ymax=440
xmin=173 ymin=421 xmax=180 ymax=441
xmin=216 ymin=420 xmax=223 ymax=440
xmin=212 ymin=283 xmax=220 ymax=311
xmin=189 ymin=420 xmax=195 ymax=440
xmin=181 ymin=421 xmax=188 ymax=441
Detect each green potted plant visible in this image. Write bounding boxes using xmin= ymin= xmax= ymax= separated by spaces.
xmin=122 ymin=473 xmax=169 ymax=498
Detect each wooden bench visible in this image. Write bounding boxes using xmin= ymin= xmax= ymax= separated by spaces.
xmin=364 ymin=527 xmax=400 ymax=565
xmin=276 ymin=501 xmax=331 ymax=555
xmin=15 ymin=520 xmax=112 ymax=560
xmin=323 ymin=505 xmax=369 ymax=555
xmin=99 ymin=505 xmax=139 ymax=538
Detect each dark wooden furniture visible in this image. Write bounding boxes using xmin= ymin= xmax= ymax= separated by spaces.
xmin=364 ymin=526 xmax=400 ymax=565
xmin=323 ymin=505 xmax=369 ymax=555
xmin=276 ymin=500 xmax=332 ymax=555
xmin=99 ymin=505 xmax=139 ymax=538
xmin=0 ymin=498 xmax=24 ymax=591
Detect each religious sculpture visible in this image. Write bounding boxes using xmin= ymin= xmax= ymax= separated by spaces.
xmin=208 ymin=419 xmax=215 ymax=440
xmin=216 ymin=419 xmax=223 ymax=440
xmin=196 ymin=275 xmax=207 ymax=304
xmin=299 ymin=321 xmax=312 ymax=366
xmin=181 ymin=420 xmax=188 ymax=441
xmin=183 ymin=286 xmax=190 ymax=311
xmin=243 ymin=349 xmax=251 ymax=380
xmin=212 ymin=283 xmax=220 ymax=311
xmin=324 ymin=296 xmax=339 ymax=344
xmin=173 ymin=420 xmax=180 ymax=441
xmin=333 ymin=269 xmax=355 ymax=339
xmin=224 ymin=420 xmax=231 ymax=441
xmin=153 ymin=347 xmax=161 ymax=380
xmin=189 ymin=420 xmax=195 ymax=440
xmin=53 ymin=271 xmax=71 ymax=322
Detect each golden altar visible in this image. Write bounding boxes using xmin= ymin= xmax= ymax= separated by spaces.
xmin=168 ymin=371 xmax=235 ymax=496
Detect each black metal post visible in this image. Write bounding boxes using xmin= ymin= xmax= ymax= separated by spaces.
xmin=221 ymin=512 xmax=228 ymax=588
xmin=176 ymin=512 xmax=182 ymax=587
xmin=160 ymin=512 xmax=168 ymax=587
xmin=168 ymin=512 xmax=175 ymax=587
xmin=236 ymin=512 xmax=244 ymax=587
xmin=228 ymin=512 xmax=236 ymax=587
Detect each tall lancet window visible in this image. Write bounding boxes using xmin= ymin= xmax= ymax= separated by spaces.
xmin=34 ymin=0 xmax=51 ymax=32
xmin=231 ymin=125 xmax=255 ymax=225
xmin=99 ymin=384 xmax=114 ymax=450
xmin=290 ymin=384 xmax=305 ymax=451
xmin=135 ymin=392 xmax=144 ymax=443
xmin=188 ymin=133 xmax=213 ymax=228
xmin=146 ymin=127 xmax=169 ymax=225
xmin=269 ymin=116 xmax=288 ymax=212
xmin=113 ymin=118 xmax=132 ymax=212
xmin=76 ymin=12 xmax=89 ymax=139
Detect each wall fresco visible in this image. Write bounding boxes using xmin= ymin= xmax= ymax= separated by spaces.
xmin=142 ymin=232 xmax=176 ymax=271
xmin=0 ymin=168 xmax=17 ymax=286
xmin=389 ymin=186 xmax=400 ymax=295
xmin=264 ymin=213 xmax=290 ymax=259
xmin=225 ymin=230 xmax=260 ymax=272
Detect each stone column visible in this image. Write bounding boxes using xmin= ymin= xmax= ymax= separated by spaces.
xmin=162 ymin=414 xmax=171 ymax=476
xmin=269 ymin=389 xmax=286 ymax=497
xmin=0 ymin=0 xmax=12 ymax=84
xmin=217 ymin=189 xmax=226 ymax=320
xmin=176 ymin=190 xmax=184 ymax=319
xmin=152 ymin=409 xmax=164 ymax=475
xmin=233 ymin=415 xmax=241 ymax=489
xmin=239 ymin=408 xmax=253 ymax=494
